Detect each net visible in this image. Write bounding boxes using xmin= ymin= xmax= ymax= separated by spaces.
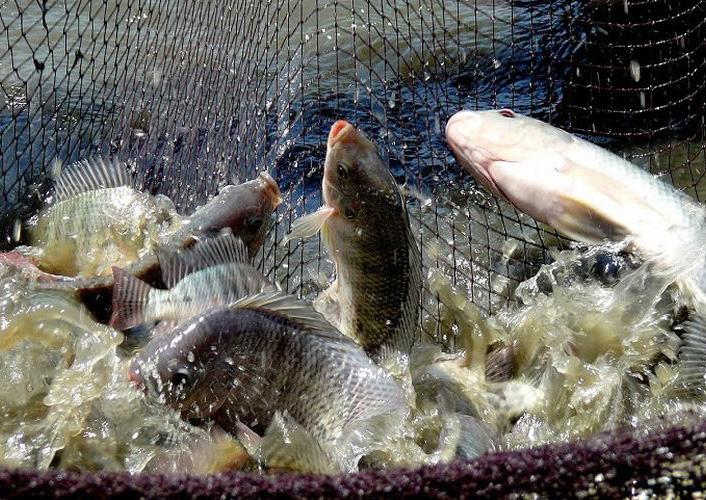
xmin=1 ymin=0 xmax=705 ymax=494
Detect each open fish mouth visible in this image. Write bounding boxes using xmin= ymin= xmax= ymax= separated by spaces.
xmin=258 ymin=172 xmax=283 ymax=207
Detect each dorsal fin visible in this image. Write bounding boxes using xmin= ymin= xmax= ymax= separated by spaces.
xmin=159 ymin=232 xmax=251 ymax=288
xmin=231 ymin=290 xmax=351 ymax=342
xmin=53 ymin=157 xmax=133 ymax=202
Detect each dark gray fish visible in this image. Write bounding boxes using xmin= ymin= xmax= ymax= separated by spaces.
xmin=128 ymin=290 xmax=408 ymax=472
xmin=175 ymin=172 xmax=282 ymax=257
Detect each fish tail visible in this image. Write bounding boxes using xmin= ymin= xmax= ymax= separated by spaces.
xmin=676 ymin=314 xmax=706 ymax=391
xmin=236 ymin=412 xmax=336 ymax=474
xmin=110 ymin=266 xmax=153 ymax=331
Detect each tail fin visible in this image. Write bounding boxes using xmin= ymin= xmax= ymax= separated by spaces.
xmin=110 ymin=266 xmax=153 ymax=331
xmin=676 ymin=314 xmax=706 ymax=390
xmin=235 ymin=413 xmax=336 ymax=474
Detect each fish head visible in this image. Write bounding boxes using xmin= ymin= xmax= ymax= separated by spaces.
xmin=322 ymin=120 xmax=401 ymax=234
xmin=128 ymin=319 xmax=230 ymax=419
xmin=445 ymin=109 xmax=582 ymax=228
xmin=188 ymin=172 xmax=282 ymax=255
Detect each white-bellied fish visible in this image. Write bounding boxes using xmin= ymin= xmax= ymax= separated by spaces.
xmin=445 ymin=109 xmax=704 ymax=251
xmin=446 ymin=109 xmax=706 ymax=393
xmin=26 ymin=157 xmax=178 ymax=278
xmin=128 ymin=290 xmax=408 ymax=473
xmin=109 ymin=232 xmax=275 ymax=332
xmin=284 ymin=120 xmax=421 ymax=374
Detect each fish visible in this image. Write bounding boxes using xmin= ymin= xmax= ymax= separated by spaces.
xmin=109 ymin=232 xmax=275 ymax=332
xmin=26 ymin=156 xmax=281 ymax=280
xmin=445 ymin=109 xmax=706 ymax=307
xmin=26 ymin=157 xmax=179 ymax=278
xmin=284 ymin=120 xmax=422 ymax=372
xmin=127 ymin=290 xmax=408 ymax=473
xmin=174 ymin=171 xmax=282 ymax=257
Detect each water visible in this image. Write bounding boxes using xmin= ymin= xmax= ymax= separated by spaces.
xmin=1 ymin=0 xmax=706 ymax=476
xmin=0 ymin=263 xmax=223 ymax=472
xmin=419 ymin=244 xmax=706 ymax=449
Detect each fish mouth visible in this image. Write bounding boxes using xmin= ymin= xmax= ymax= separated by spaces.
xmin=328 ymin=120 xmax=357 ymax=147
xmin=258 ymin=172 xmax=283 ymax=208
xmin=445 ymin=110 xmax=480 ymax=137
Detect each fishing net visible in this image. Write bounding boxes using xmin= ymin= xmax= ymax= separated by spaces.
xmin=1 ymin=0 xmax=705 ymax=495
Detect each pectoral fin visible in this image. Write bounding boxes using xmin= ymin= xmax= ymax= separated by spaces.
xmin=281 ymin=207 xmax=335 ymax=244
xmin=552 ymin=161 xmax=656 ymax=244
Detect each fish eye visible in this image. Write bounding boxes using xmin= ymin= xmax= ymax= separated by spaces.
xmin=246 ymin=217 xmax=263 ymax=232
xmin=337 ymin=162 xmax=350 ymax=179
xmin=170 ymin=368 xmax=191 ymax=388
xmin=498 ymin=109 xmax=516 ymax=119
xmin=344 ymin=206 xmax=356 ymax=219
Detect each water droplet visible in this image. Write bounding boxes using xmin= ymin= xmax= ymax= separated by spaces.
xmin=187 ymin=351 xmax=195 ymax=363
xmin=629 ymin=60 xmax=641 ymax=82
xmin=492 ymin=58 xmax=501 ymax=69
xmin=12 ymin=219 xmax=21 ymax=242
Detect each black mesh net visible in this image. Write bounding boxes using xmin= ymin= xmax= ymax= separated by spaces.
xmin=1 ymin=0 xmax=705 ymax=494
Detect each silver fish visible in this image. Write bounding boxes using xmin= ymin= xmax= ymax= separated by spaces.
xmin=446 ymin=108 xmax=706 ymax=393
xmin=446 ymin=110 xmax=706 ymax=301
xmin=110 ymin=232 xmax=274 ymax=331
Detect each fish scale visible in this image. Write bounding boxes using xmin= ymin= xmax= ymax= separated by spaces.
xmin=148 ymin=264 xmax=275 ymax=321
xmin=286 ymin=120 xmax=422 ymax=371
xmin=329 ymin=208 xmax=421 ymax=360
xmin=109 ymin=233 xmax=274 ymax=332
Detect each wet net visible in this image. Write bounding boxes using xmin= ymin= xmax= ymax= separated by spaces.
xmin=1 ymin=0 xmax=705 ymax=495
